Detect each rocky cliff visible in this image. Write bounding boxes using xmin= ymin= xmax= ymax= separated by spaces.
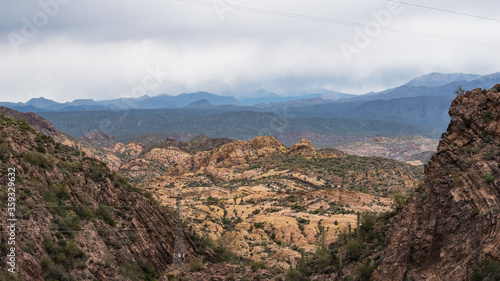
xmin=0 ymin=112 xmax=195 ymax=280
xmin=374 ymin=86 xmax=500 ymax=280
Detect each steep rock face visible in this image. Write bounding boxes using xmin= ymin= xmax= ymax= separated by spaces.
xmin=375 ymin=86 xmax=500 ymax=280
xmin=0 ymin=113 xmax=195 ymax=280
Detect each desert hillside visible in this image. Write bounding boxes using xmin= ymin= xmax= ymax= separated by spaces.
xmin=0 ymin=112 xmax=195 ymax=280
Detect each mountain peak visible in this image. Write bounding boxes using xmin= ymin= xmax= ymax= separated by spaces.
xmin=25 ymin=97 xmax=59 ymax=107
xmin=183 ymin=99 xmax=215 ymax=108
xmin=404 ymin=72 xmax=480 ymax=87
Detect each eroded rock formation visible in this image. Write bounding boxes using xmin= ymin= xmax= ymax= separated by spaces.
xmin=375 ymin=86 xmax=500 ymax=280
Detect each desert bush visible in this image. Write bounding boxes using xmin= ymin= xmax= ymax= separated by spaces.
xmin=75 ymin=205 xmax=94 ymax=220
xmin=344 ymin=239 xmax=363 ymax=261
xmin=22 ymin=151 xmax=53 ymax=168
xmin=0 ymin=142 xmax=9 ymax=161
xmin=358 ymin=260 xmax=376 ymax=281
xmin=483 ymin=150 xmax=495 ymax=160
xmin=119 ymin=262 xmax=157 ymax=281
xmin=393 ymin=192 xmax=408 ymax=211
xmin=190 ymin=256 xmax=204 ymax=272
xmin=485 ymin=174 xmax=495 ymax=183
xmin=471 ymin=260 xmax=500 ymax=281
xmin=96 ymin=204 xmax=116 ymax=226
xmin=86 ymin=159 xmax=109 ymax=182
xmin=284 ymin=267 xmax=309 ymax=281
xmin=250 ymin=261 xmax=266 ymax=272
xmin=253 ymin=222 xmax=265 ymax=229
xmin=483 ymin=110 xmax=496 ymax=122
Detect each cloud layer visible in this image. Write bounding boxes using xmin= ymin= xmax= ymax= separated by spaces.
xmin=1 ymin=0 xmax=499 ymax=102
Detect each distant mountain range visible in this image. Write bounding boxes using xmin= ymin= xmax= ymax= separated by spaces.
xmin=2 ymin=72 xmax=498 ymax=113
xmin=0 ymin=89 xmax=353 ymax=112
xmin=2 ymin=72 xmax=499 ymax=142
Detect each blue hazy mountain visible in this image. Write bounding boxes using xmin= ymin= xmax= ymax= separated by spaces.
xmin=353 ymin=72 xmax=500 ymax=101
xmin=403 ymin=72 xmax=481 ymax=87
xmin=1 ymin=72 xmax=499 ymax=134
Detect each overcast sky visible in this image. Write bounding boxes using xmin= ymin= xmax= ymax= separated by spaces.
xmin=1 ymin=0 xmax=499 ymax=102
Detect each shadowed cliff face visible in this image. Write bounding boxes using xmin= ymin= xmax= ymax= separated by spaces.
xmin=375 ymin=86 xmax=500 ymax=281
xmin=0 ymin=112 xmax=195 ymax=280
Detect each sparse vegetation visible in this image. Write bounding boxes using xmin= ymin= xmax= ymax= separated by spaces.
xmin=22 ymin=151 xmax=53 ymax=168
xmin=96 ymin=204 xmax=117 ymax=226
xmin=454 ymin=85 xmax=465 ymax=96
xmin=484 ymin=173 xmax=495 ymax=183
xmin=483 ymin=150 xmax=495 ymax=160
xmin=41 ymin=236 xmax=86 ymax=280
xmin=471 ymin=260 xmax=500 ymax=281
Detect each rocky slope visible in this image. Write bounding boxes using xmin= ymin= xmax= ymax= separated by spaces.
xmin=141 ymin=135 xmax=423 ymax=273
xmin=81 ymin=130 xmax=117 ymax=148
xmin=374 ymin=86 xmax=500 ymax=280
xmin=0 ymin=112 xmax=195 ymax=280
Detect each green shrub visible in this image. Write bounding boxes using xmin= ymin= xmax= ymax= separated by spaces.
xmin=86 ymin=159 xmax=109 ymax=182
xmin=75 ymin=205 xmax=95 ymax=220
xmin=55 ymin=211 xmax=80 ymax=237
xmin=35 ymin=133 xmax=55 ymax=145
xmin=361 ymin=212 xmax=377 ymax=234
xmin=454 ymin=85 xmax=465 ymax=96
xmin=483 ymin=110 xmax=496 ymax=122
xmin=344 ymin=239 xmax=363 ymax=261
xmin=40 ymin=256 xmax=69 ymax=281
xmin=41 ymin=184 xmax=70 ymax=206
xmin=119 ymin=262 xmax=157 ymax=281
xmin=96 ymin=204 xmax=116 ymax=226
xmin=250 ymin=261 xmax=266 ymax=272
xmin=471 ymin=260 xmax=500 ymax=281
xmin=0 ymin=269 xmax=21 ymax=281
xmin=0 ymin=142 xmax=9 ymax=161
xmin=189 ymin=256 xmax=204 ymax=272
xmin=483 ymin=150 xmax=495 ymax=160
xmin=42 ymin=236 xmax=85 ymax=271
xmin=296 ymin=217 xmax=309 ymax=224
xmin=284 ymin=267 xmax=309 ymax=281
xmin=313 ymin=247 xmax=332 ymax=272
xmin=22 ymin=151 xmax=53 ymax=168
xmin=485 ymin=174 xmax=495 ymax=183
xmin=393 ymin=192 xmax=408 ymax=211
xmin=358 ymin=260 xmax=376 ymax=281
xmin=253 ymin=222 xmax=265 ymax=229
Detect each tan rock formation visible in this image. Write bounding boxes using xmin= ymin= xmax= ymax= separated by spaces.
xmin=288 ymin=138 xmax=317 ymax=157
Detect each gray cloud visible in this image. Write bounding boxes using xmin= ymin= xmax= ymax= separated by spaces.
xmin=1 ymin=0 xmax=499 ymax=102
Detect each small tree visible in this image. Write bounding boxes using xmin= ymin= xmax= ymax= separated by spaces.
xmin=454 ymin=85 xmax=465 ymax=96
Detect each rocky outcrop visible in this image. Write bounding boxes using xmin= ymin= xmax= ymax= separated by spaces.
xmin=288 ymin=138 xmax=316 ymax=157
xmin=168 ymin=136 xmax=288 ymax=180
xmin=374 ymin=86 xmax=500 ymax=280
